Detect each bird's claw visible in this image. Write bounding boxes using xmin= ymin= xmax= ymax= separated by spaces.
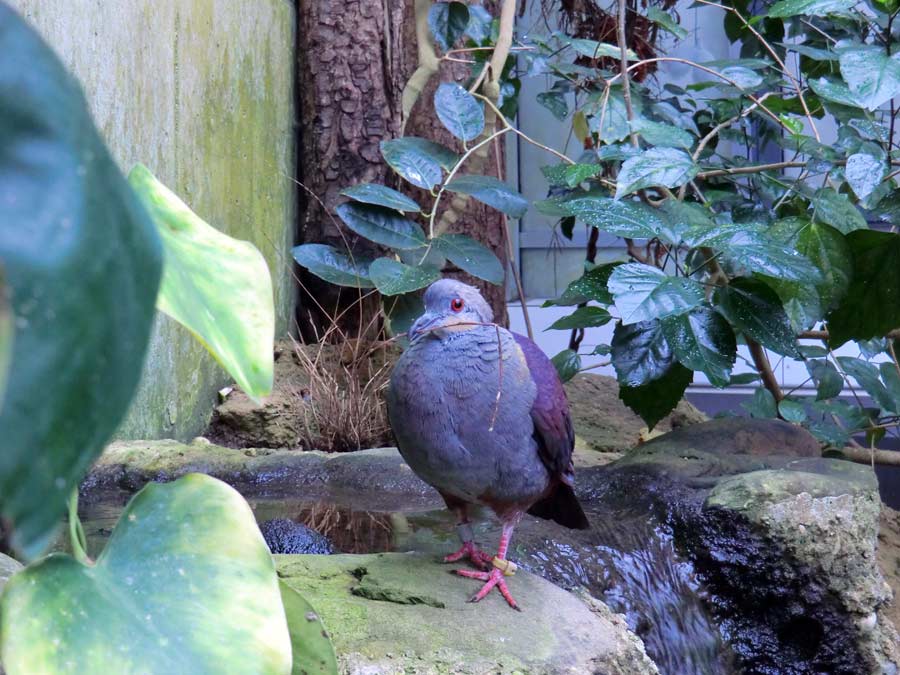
xmin=456 ymin=567 xmax=521 ymax=610
xmin=443 ymin=541 xmax=493 ymax=570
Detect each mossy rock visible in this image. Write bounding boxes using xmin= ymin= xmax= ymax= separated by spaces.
xmin=276 ymin=552 xmax=659 ymax=675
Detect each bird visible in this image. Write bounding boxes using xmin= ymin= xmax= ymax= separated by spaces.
xmin=386 ymin=278 xmax=589 ymax=610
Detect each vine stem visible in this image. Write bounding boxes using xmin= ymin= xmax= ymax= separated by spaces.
xmin=68 ymin=490 xmax=91 ymax=566
xmin=617 ymin=0 xmax=639 ymax=148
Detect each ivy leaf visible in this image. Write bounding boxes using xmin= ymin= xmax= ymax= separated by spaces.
xmin=431 ymin=234 xmax=504 ymax=284
xmin=551 ymin=349 xmax=581 ymax=383
xmin=608 ymin=263 xmax=705 ymax=324
xmin=714 ymin=277 xmax=800 ymax=357
xmin=381 ymin=137 xmax=458 ymax=190
xmin=827 ymin=230 xmax=900 ymax=346
xmin=811 ymin=188 xmax=867 ymax=233
xmin=368 ymin=258 xmax=441 ymax=296
xmin=715 ymin=66 xmax=764 ymax=90
xmin=543 ymin=263 xmax=617 ymax=306
xmin=807 ymin=359 xmax=843 ymax=399
xmin=629 ymin=119 xmax=694 ymax=150
xmin=647 ymin=7 xmax=688 ymax=39
xmin=743 ymin=387 xmax=778 ymax=418
xmin=615 ymin=148 xmax=698 ymax=198
xmin=434 ymin=83 xmax=485 ymax=142
xmin=844 ymin=152 xmax=886 ymax=201
xmin=335 ymin=202 xmax=427 ymax=250
xmin=445 ymin=175 xmax=528 ymax=218
xmin=611 ymin=319 xmax=674 ymax=386
xmin=292 ymin=244 xmax=374 ymax=288
xmin=341 ymin=184 xmax=420 ymax=213
xmin=837 ymin=356 xmax=897 ymax=413
xmin=768 ymin=0 xmax=855 ymax=17
xmin=838 ymin=45 xmax=900 ymax=111
xmin=546 ymin=306 xmax=613 ymax=330
xmin=428 ymin=1 xmax=470 ymax=52
xmin=556 ymin=196 xmax=677 ymax=242
xmin=541 ymin=163 xmax=602 ymax=188
xmin=619 ymin=363 xmax=693 ymax=430
xmin=661 ymin=307 xmax=737 ymax=387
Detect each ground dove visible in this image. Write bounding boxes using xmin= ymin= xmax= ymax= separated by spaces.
xmin=387 ymin=279 xmax=589 ymax=609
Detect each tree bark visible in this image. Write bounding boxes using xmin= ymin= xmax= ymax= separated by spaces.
xmin=295 ymin=0 xmax=509 ymax=340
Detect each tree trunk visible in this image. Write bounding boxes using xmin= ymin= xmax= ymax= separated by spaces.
xmin=295 ymin=0 xmax=509 ymax=340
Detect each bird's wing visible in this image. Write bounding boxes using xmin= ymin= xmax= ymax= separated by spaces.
xmin=512 ymin=332 xmax=576 ymax=485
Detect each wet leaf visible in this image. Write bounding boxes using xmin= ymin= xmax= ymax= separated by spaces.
xmin=280 ymin=581 xmax=338 ymax=675
xmin=368 ymin=258 xmax=441 ymax=296
xmin=428 ymin=1 xmax=470 ymax=52
xmin=130 ymin=165 xmax=275 ymax=404
xmin=546 ymin=306 xmax=613 ymax=330
xmin=292 ymin=244 xmax=374 ymax=289
xmin=445 ymin=175 xmax=528 ymax=218
xmin=551 ymin=349 xmax=581 ymax=383
xmin=555 ymin=196 xmax=676 ymax=242
xmin=0 ymin=475 xmax=293 ymax=675
xmin=609 ymin=263 xmax=705 ymax=325
xmin=768 ymin=0 xmax=855 ymax=17
xmin=569 ymin=39 xmax=638 ymax=60
xmin=340 ymin=184 xmax=420 ymax=213
xmin=838 ymin=45 xmax=900 ymax=111
xmin=811 ymin=188 xmax=867 ymax=233
xmin=661 ymin=308 xmax=737 ymax=387
xmin=431 ymin=234 xmax=504 ymax=284
xmin=844 ymin=152 xmax=885 ymax=201
xmin=629 ymin=119 xmax=694 ymax=150
xmin=619 ymin=363 xmax=693 ymax=429
xmin=543 ymin=263 xmax=617 ymax=306
xmin=611 ymin=319 xmax=674 ymax=386
xmin=647 ymin=7 xmax=688 ymax=39
xmin=335 ymin=202 xmax=427 ymax=250
xmin=0 ymin=7 xmax=163 ymax=558
xmin=541 ymin=163 xmax=602 ymax=188
xmin=381 ymin=138 xmax=458 ymax=190
xmin=778 ymin=399 xmax=808 ymax=422
xmin=807 ymin=359 xmax=843 ymax=400
xmin=837 ymin=356 xmax=897 ymax=413
xmin=809 ymin=77 xmax=861 ymax=108
xmin=434 ymin=83 xmax=485 ymax=142
xmin=827 ymin=230 xmax=900 ymax=346
xmin=714 ymin=278 xmax=800 ymax=357
xmin=615 ymin=148 xmax=698 ymax=198
xmin=743 ymin=387 xmax=778 ymax=418
xmin=879 ymin=362 xmax=900 ymax=413
xmin=537 ymin=91 xmax=569 ymax=120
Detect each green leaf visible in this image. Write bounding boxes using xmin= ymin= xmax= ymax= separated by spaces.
xmin=743 ymin=387 xmax=778 ymax=418
xmin=541 ymin=163 xmax=602 ymax=188
xmin=879 ymin=362 xmax=900 ymax=413
xmin=629 ymin=119 xmax=694 ymax=150
xmin=647 ymin=7 xmax=688 ymax=40
xmin=715 ymin=66 xmax=764 ymax=90
xmin=827 ymin=230 xmax=900 ymax=346
xmin=0 ymin=270 xmax=11 ymax=410
xmin=546 ymin=306 xmax=613 ymax=330
xmin=837 ymin=356 xmax=897 ymax=412
xmin=807 ymin=359 xmax=844 ymax=399
xmin=569 ymin=39 xmax=638 ymax=60
xmin=619 ymin=363 xmax=693 ymax=429
xmin=661 ymin=308 xmax=737 ymax=387
xmin=768 ymin=0 xmax=855 ymax=17
xmin=730 ymin=372 xmax=761 ymax=385
xmin=431 ymin=234 xmax=504 ymax=284
xmin=335 ymin=202 xmax=427 ymax=250
xmin=428 ymin=1 xmax=470 ymax=52
xmin=543 ymin=263 xmax=617 ymax=306
xmin=809 ymin=77 xmax=862 ymax=108
xmin=280 ymin=581 xmax=338 ymax=675
xmin=0 ymin=9 xmax=163 ymax=558
xmin=713 ymin=230 xmax=822 ymax=282
xmin=0 ymin=475 xmax=292 ymax=674
xmin=838 ymin=46 xmax=900 ymax=111
xmin=783 ymin=43 xmax=837 ymax=61
xmin=557 ymin=196 xmax=676 ymax=241
xmin=608 ymin=263 xmax=705 ymax=324
xmin=811 ymin=188 xmax=867 ymax=233
xmin=340 ymin=184 xmax=420 ymax=213
xmin=778 ymin=399 xmax=808 ymax=422
xmin=714 ymin=278 xmax=800 ymax=357
xmin=445 ymin=175 xmax=528 ymax=218
xmin=615 ymin=148 xmax=698 ymax=198
xmin=368 ymin=258 xmax=441 ymax=296
xmin=551 ymin=349 xmax=581 ymax=383
xmin=589 ymin=90 xmax=634 ymax=142
xmin=434 ymin=83 xmax=485 ymax=142
xmin=130 ymin=165 xmax=274 ymax=404
xmin=536 ymin=91 xmax=569 ymax=120
xmin=611 ymin=319 xmax=674 ymax=386
xmin=380 ymin=138 xmax=458 ymax=190
xmin=292 ymin=244 xmax=375 ymax=289
xmin=845 ymin=152 xmax=886 ymax=201
xmin=383 ymin=292 xmax=424 ymax=337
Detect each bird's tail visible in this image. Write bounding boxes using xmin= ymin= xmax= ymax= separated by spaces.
xmin=528 ymin=483 xmax=590 ymax=530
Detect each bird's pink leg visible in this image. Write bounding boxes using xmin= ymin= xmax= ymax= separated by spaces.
xmin=443 ymin=519 xmax=492 ymax=569
xmin=455 ymin=521 xmax=520 ymax=610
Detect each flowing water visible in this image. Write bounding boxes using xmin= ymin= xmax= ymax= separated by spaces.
xmin=75 ymin=482 xmax=735 ymax=675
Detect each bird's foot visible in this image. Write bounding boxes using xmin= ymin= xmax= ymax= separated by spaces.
xmin=456 ymin=563 xmax=521 ymax=610
xmin=443 ymin=541 xmax=493 ymax=570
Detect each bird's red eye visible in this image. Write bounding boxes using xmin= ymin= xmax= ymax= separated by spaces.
xmin=450 ymin=298 xmax=464 ymax=312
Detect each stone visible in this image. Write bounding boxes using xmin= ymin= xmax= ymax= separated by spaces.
xmin=276 ymin=552 xmax=659 ymax=675
xmin=260 ymin=519 xmax=334 ymax=555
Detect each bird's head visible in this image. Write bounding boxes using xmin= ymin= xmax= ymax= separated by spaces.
xmin=408 ymin=279 xmax=494 ymax=341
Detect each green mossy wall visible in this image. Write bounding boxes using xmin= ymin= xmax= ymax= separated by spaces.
xmin=9 ymin=0 xmax=296 ymax=439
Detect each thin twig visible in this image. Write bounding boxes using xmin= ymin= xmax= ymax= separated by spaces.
xmin=617 ymin=0 xmax=639 ymax=148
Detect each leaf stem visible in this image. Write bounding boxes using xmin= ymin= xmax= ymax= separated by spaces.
xmin=68 ymin=490 xmax=92 ymax=566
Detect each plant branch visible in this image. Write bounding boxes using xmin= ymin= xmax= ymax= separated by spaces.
xmin=747 ymin=338 xmax=784 ymax=402
xmin=798 ymin=328 xmax=900 ymax=341
xmin=840 ymin=446 xmax=900 ymax=466
xmin=401 ymin=0 xmax=440 ymax=134
xmin=617 ymin=0 xmax=639 ymax=148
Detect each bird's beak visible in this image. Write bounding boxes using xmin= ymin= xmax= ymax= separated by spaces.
xmin=408 ymin=312 xmax=441 ymax=341
xmin=408 ymin=311 xmax=475 ymax=341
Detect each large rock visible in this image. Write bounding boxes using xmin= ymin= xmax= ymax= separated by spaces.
xmin=276 ymin=552 xmax=658 ymax=675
